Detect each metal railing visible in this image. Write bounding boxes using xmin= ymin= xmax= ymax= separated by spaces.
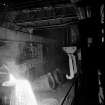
xmin=61 ymin=75 xmax=78 ymax=105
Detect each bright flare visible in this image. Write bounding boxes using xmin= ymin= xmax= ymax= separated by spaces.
xmin=3 ymin=74 xmax=38 ymax=105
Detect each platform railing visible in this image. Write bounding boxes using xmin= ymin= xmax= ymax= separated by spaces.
xmin=61 ymin=75 xmax=78 ymax=105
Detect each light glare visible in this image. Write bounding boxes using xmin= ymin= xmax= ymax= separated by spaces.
xmin=3 ymin=74 xmax=38 ymax=105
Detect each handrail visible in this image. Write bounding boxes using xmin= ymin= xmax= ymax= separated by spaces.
xmin=61 ymin=74 xmax=78 ymax=105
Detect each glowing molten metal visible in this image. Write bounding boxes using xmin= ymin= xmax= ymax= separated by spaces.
xmin=2 ymin=65 xmax=38 ymax=105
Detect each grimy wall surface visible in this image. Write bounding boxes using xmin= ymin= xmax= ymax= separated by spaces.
xmin=0 ymin=27 xmax=58 ymax=79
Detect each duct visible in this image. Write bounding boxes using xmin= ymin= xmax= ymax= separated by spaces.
xmin=0 ymin=4 xmax=79 ymax=30
xmin=13 ymin=4 xmax=78 ymax=27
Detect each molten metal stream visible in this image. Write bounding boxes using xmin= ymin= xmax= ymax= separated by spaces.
xmin=2 ymin=62 xmax=38 ymax=105
xmin=3 ymin=74 xmax=38 ymax=105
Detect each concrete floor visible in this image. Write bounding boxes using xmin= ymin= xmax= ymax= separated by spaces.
xmin=34 ymin=80 xmax=75 ymax=105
